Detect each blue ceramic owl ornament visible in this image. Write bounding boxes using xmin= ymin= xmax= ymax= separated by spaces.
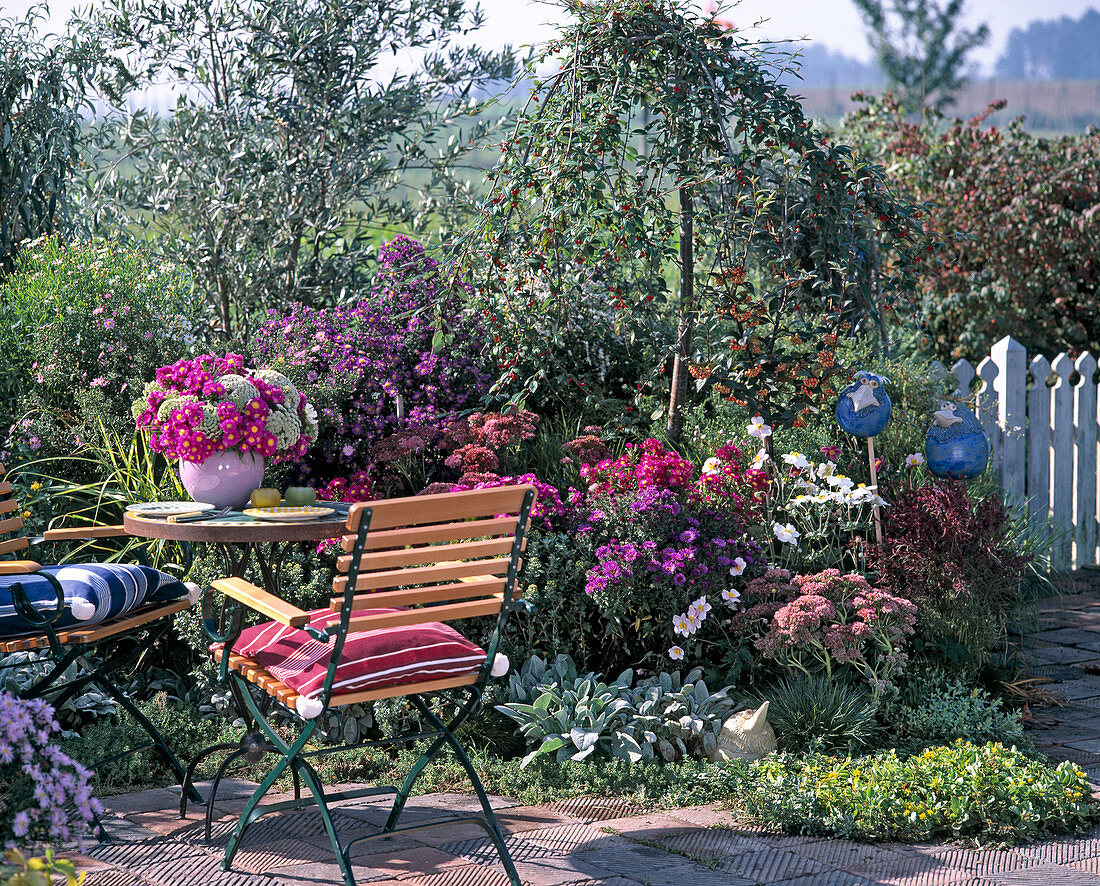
xmin=924 ymin=402 xmax=989 ymax=479
xmin=835 ymin=371 xmax=892 ymax=438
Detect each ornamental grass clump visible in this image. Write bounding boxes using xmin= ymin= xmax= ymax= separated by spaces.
xmin=0 ymin=693 xmax=101 ymax=848
xmin=132 ymin=353 xmax=317 ymax=463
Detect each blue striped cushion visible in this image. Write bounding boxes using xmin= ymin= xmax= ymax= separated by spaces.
xmin=0 ymin=564 xmax=188 ymax=636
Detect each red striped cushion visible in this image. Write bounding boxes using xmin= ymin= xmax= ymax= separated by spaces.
xmin=229 ymin=607 xmax=486 ymax=699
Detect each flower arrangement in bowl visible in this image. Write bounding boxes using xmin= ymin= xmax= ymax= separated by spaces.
xmin=132 ymin=353 xmax=318 ymax=506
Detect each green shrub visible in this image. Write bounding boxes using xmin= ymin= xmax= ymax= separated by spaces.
xmin=721 ymin=740 xmax=1098 ymax=845
xmin=2 ymin=236 xmax=198 ymax=466
xmin=501 ymin=530 xmax=602 ymax=668
xmin=754 ymin=674 xmax=879 ymax=755
xmin=60 ymin=693 xmax=241 ymax=793
xmin=885 ymin=670 xmax=1030 ymax=753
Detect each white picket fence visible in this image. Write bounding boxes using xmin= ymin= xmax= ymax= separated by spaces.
xmin=937 ymin=335 xmax=1099 ymax=570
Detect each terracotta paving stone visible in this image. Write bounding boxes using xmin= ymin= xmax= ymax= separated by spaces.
xmin=401 ymin=865 xmax=513 ymax=886
xmin=267 ymin=860 xmax=394 ymax=884
xmin=402 ymin=819 xmax=501 ymax=848
xmin=592 ymin=811 xmax=702 ymax=836
xmin=231 ymin=838 xmax=336 ymax=873
xmin=508 ymin=855 xmax=613 ymax=886
xmin=992 ymin=862 xmax=1100 ymax=883
xmin=617 ymin=862 xmax=756 ymax=886
xmin=541 ymin=797 xmax=642 ymax=824
xmin=81 ymin=870 xmax=154 ymax=886
xmin=490 ymin=806 xmax=583 ymax=833
xmin=99 ymin=789 xmax=181 ymax=817
xmin=520 ymin=823 xmax=631 ymax=854
xmin=719 ymin=846 xmax=830 ymax=882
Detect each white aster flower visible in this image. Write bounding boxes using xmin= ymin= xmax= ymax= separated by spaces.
xmin=729 ymin=557 xmax=747 ymax=576
xmin=905 ymin=453 xmax=926 ymax=467
xmin=747 ymin=415 xmax=772 ymax=439
xmin=669 ymin=646 xmax=685 ymax=661
xmin=721 ymin=588 xmax=741 ymax=606
xmin=773 ymin=522 xmax=801 ymax=544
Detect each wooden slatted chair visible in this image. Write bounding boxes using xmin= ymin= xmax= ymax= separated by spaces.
xmin=197 ymin=484 xmax=536 ymax=886
xmin=0 ymin=466 xmax=198 ymax=800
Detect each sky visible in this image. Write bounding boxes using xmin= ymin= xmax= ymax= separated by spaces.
xmin=6 ymin=0 xmax=1100 ymax=76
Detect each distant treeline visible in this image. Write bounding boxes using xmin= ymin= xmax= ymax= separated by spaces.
xmin=782 ymin=7 xmax=1100 ymax=88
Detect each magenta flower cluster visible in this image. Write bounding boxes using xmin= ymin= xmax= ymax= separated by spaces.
xmin=251 ymin=236 xmax=489 ymax=482
xmin=133 ymin=353 xmax=315 ymax=464
xmin=0 ymin=693 xmax=102 ymax=847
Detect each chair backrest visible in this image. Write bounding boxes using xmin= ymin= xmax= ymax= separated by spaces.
xmin=0 ymin=466 xmax=30 ymax=558
xmin=323 ymin=484 xmax=536 ymax=693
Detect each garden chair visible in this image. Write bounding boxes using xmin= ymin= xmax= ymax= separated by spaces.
xmin=197 ymin=484 xmax=536 ymax=886
xmin=0 ymin=466 xmax=199 ymax=802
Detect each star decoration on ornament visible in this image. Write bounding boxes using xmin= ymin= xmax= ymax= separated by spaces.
xmin=846 ymin=381 xmax=880 ymax=413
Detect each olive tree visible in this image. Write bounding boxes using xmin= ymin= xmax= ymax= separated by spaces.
xmin=461 ymin=0 xmax=929 ymax=440
xmin=90 ymin=0 xmax=516 ymax=339
xmin=0 ymin=6 xmax=104 ymax=272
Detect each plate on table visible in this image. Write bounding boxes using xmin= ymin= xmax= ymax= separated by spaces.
xmin=242 ymin=507 xmax=335 ymax=522
xmin=127 ymin=501 xmax=215 ymax=518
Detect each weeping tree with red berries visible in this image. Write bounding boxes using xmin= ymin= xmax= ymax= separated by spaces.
xmin=459 ymin=0 xmax=932 ymax=441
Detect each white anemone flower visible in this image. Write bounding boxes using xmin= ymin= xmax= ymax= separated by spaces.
xmin=781 ymin=451 xmax=810 ymax=470
xmin=747 ymin=415 xmax=772 ymax=439
xmin=729 ymin=557 xmax=747 ymax=576
xmin=669 ymin=646 xmax=685 ymax=661
xmin=773 ymin=522 xmax=801 ymax=544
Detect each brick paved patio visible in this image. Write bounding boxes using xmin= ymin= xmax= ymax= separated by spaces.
xmin=64 ymin=584 xmax=1100 ymax=886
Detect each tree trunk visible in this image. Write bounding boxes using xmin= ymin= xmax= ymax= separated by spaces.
xmin=666 ymin=186 xmax=695 ymax=442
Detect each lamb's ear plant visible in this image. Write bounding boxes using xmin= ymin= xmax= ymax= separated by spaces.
xmin=498 ymin=655 xmax=742 ymax=765
xmin=496 ymin=667 xmax=638 ymax=766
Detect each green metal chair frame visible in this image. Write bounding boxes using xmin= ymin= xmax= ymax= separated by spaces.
xmin=194 ymin=484 xmax=536 ymax=886
xmin=0 ymin=467 xmax=199 ymax=806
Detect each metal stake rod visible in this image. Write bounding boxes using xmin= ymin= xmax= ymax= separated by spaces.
xmin=867 ymin=436 xmax=884 ymax=547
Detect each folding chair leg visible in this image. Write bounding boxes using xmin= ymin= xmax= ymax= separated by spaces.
xmin=222 ymin=678 xmax=318 ymax=873
xmin=382 ymin=732 xmax=448 ymax=834
xmin=180 ymin=743 xmax=239 ymax=819
xmin=380 ymin=696 xmax=520 ymax=886
xmin=293 ymin=758 xmax=356 ymax=886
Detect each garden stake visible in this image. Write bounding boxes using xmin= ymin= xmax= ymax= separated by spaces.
xmin=867 ymin=437 xmax=883 ymax=546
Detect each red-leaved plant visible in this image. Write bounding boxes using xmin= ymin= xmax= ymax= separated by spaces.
xmin=864 ymin=481 xmax=1031 ymax=663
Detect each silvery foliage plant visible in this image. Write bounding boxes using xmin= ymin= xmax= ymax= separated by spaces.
xmin=497 ymin=654 xmax=738 ymax=766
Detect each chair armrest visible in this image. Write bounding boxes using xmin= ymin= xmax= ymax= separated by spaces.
xmin=0 ymin=560 xmax=43 ymax=575
xmin=211 ymin=577 xmax=312 ymax=628
xmin=42 ymin=525 xmax=130 ymax=541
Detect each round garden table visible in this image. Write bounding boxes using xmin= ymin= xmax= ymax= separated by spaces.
xmin=123 ymin=509 xmax=349 ymax=595
xmin=124 ymin=507 xmax=351 ymax=745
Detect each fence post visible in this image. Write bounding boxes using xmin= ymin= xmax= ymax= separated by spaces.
xmin=951 ymin=359 xmax=975 ymax=401
xmin=1075 ymin=353 xmax=1098 ymax=567
xmin=1027 ymin=355 xmax=1052 ymax=536
xmin=991 ymin=336 xmax=1027 ymax=508
xmin=976 ymin=357 xmax=1001 ymax=471
xmin=1051 ymin=354 xmax=1076 ymax=570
